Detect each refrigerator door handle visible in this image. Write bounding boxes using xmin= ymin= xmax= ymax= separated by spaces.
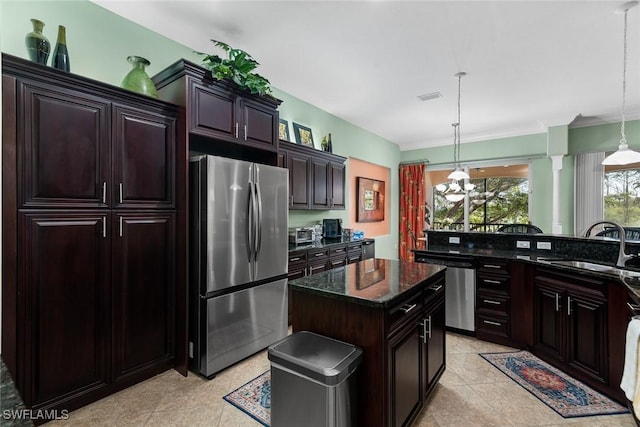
xmin=255 ymin=179 xmax=263 ymax=262
xmin=246 ymin=179 xmax=254 ymax=270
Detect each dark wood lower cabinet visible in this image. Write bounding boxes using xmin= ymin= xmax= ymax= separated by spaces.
xmin=112 ymin=212 xmax=176 ymax=384
xmin=19 ymin=211 xmax=111 ymax=407
xmin=390 ymin=320 xmax=422 ymax=427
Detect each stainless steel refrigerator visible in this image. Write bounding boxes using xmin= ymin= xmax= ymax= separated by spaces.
xmin=189 ymin=155 xmax=289 ymax=378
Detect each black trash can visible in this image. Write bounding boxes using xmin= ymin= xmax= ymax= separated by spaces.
xmin=267 ymin=331 xmax=363 ymax=427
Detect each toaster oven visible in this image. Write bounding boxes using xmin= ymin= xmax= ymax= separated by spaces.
xmin=289 ymin=227 xmax=315 ymax=245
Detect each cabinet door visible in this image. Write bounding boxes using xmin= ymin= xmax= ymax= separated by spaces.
xmin=533 ymin=282 xmax=564 ymax=363
xmin=423 ymin=298 xmax=446 ymax=396
xmin=189 ymin=82 xmax=238 ymax=141
xmin=389 ymin=320 xmax=422 ymax=427
xmin=566 ymin=290 xmax=608 ymax=383
xmin=20 ymin=82 xmax=110 ymax=209
xmin=239 ymin=97 xmax=278 ymax=149
xmin=311 ymin=157 xmax=330 ymax=209
xmin=20 ymin=211 xmax=111 ymax=407
xmin=112 ymin=105 xmax=176 ymax=209
xmin=112 ymin=212 xmax=175 ymax=383
xmin=287 ymin=151 xmax=311 ymax=209
xmin=329 ymin=162 xmax=345 ymax=209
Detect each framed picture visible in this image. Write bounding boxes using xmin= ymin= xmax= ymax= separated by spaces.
xmin=279 ymin=119 xmax=290 ymax=142
xmin=292 ymin=122 xmax=314 ymax=148
xmin=357 ymin=177 xmax=385 ymax=222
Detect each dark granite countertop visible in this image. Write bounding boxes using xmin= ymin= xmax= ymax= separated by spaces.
xmin=288 ymin=258 xmax=445 ymax=307
xmin=1 ymin=358 xmax=32 ymax=426
xmin=289 ymin=237 xmax=373 ymax=252
xmin=414 ymin=246 xmax=640 ymax=301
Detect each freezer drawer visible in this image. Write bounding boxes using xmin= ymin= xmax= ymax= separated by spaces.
xmin=197 ymin=278 xmax=288 ymax=378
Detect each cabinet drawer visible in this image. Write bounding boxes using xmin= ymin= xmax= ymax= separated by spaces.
xmin=388 ymin=292 xmax=423 ymax=333
xmin=328 ymin=255 xmax=346 ymax=269
xmin=288 ymin=251 xmax=307 ymax=264
xmin=346 ymin=242 xmax=362 ymax=252
xmin=477 ymin=291 xmax=510 ymax=316
xmin=476 ymin=314 xmax=510 ymax=338
xmin=308 ymin=248 xmax=329 ymax=259
xmin=347 ymin=250 xmax=362 ymax=264
xmin=477 ymin=274 xmax=510 ymax=293
xmin=477 ymin=259 xmax=510 ymax=275
xmin=288 ymin=260 xmax=307 ymax=279
xmin=328 ymin=245 xmax=347 ymax=257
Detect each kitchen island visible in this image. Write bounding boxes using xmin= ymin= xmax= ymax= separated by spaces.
xmin=289 ymin=258 xmax=446 ymax=427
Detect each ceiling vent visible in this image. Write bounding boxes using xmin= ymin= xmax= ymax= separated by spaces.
xmin=417 ymin=91 xmax=442 ymax=102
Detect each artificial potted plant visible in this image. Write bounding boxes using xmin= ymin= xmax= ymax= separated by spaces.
xmin=196 ymin=40 xmax=272 ymax=96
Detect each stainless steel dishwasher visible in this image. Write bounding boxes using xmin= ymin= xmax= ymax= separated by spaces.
xmin=415 ymin=252 xmax=476 ymax=334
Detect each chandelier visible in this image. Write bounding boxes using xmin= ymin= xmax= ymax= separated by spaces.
xmin=602 ymin=1 xmax=640 ymax=165
xmin=437 ymin=72 xmax=475 ymax=202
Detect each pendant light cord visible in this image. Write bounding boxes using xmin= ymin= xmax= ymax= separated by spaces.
xmin=621 ymin=8 xmax=628 ymax=144
xmin=457 ymin=73 xmax=462 ymax=167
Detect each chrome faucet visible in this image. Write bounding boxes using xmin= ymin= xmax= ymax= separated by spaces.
xmin=583 ymin=221 xmax=633 ymax=267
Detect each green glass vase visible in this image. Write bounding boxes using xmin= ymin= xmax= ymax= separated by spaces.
xmin=120 ymin=56 xmax=158 ymax=98
xmin=25 ymin=18 xmax=50 ymax=65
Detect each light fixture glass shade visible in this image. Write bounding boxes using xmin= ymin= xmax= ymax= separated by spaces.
xmin=435 ymin=183 xmax=447 ymax=192
xmin=464 ymin=182 xmax=476 ymax=191
xmin=445 ymin=192 xmax=465 ymax=202
xmin=447 ymin=168 xmax=470 ymax=181
xmin=602 ymin=141 xmax=640 ymax=165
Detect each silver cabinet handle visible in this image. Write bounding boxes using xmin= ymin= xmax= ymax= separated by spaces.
xmin=244 ymin=124 xmax=247 ymax=140
xmin=102 ymin=216 xmax=106 ymax=238
xmin=567 ymin=296 xmax=572 ymax=316
xmin=628 ymin=302 xmax=640 ymax=311
xmin=335 ymin=249 xmax=344 ymax=253
xmin=331 ymin=260 xmax=343 ymax=266
xmin=432 ymin=285 xmax=443 ymax=292
xmin=400 ymin=303 xmax=416 ymax=314
xmin=102 ymin=182 xmax=107 ymax=204
xmin=119 ymin=216 xmax=123 ymax=237
xmin=119 ymin=183 xmax=123 ymax=203
xmin=235 ymin=122 xmax=239 ymax=138
xmin=484 ymin=264 xmax=502 ymax=269
xmin=483 ymin=320 xmax=501 ymax=326
xmin=315 ymin=252 xmax=324 ymax=257
xmin=427 ymin=315 xmax=432 ymax=339
xmin=290 ymin=257 xmax=301 ymax=262
xmin=310 ymin=265 xmax=323 ymax=272
xmin=483 ymin=299 xmax=501 ymax=305
xmin=555 ymin=293 xmax=559 ymax=312
xmin=484 ymin=279 xmax=501 ymax=284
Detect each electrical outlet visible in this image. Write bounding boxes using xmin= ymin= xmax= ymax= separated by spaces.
xmin=537 ymin=241 xmax=552 ymax=250
xmin=516 ymin=240 xmax=531 ymax=249
xmin=449 ymin=236 xmax=460 ymax=244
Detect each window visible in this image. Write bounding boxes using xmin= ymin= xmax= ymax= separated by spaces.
xmin=430 ymin=165 xmax=530 ymax=231
xmin=604 ymin=164 xmax=640 ymax=226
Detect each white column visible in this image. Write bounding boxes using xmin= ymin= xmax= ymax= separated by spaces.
xmin=551 ymin=155 xmax=563 ymax=234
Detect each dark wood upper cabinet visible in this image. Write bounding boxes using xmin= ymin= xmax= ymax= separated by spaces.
xmin=112 ymin=104 xmax=176 ymax=208
xmin=152 ymin=59 xmax=281 ymax=156
xmin=279 ymin=142 xmax=346 ymax=210
xmin=19 ymin=82 xmax=110 ymax=209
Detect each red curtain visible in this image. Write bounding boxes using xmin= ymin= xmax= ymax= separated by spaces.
xmin=399 ymin=164 xmax=426 ymax=261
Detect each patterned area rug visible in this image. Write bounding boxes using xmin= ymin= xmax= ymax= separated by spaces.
xmin=223 ymin=370 xmax=270 ymax=426
xmin=480 ymin=350 xmax=629 ymax=418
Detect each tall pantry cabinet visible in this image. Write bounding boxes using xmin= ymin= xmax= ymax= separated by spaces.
xmin=1 ymin=53 xmax=188 ymax=413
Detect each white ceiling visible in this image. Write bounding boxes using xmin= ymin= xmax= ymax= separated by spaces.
xmin=92 ymin=0 xmax=640 ymax=151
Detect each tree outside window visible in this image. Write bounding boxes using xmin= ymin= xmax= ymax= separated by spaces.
xmin=604 ymin=167 xmax=640 ymax=226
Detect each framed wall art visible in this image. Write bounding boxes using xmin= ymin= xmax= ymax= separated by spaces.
xmin=357 ymin=177 xmax=385 ymax=222
xmin=279 ymin=119 xmax=290 ymax=141
xmin=292 ymin=122 xmax=314 ymax=148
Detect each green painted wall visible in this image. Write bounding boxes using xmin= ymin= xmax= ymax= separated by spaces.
xmin=569 ymin=120 xmax=640 ymax=154
xmin=1 ymin=0 xmax=400 ymax=259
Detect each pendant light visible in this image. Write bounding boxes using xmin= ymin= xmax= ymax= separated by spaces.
xmin=441 ymin=72 xmax=472 ymax=202
xmin=602 ymin=1 xmax=640 ymax=165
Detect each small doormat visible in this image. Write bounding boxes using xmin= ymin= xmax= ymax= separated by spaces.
xmin=223 ymin=370 xmax=270 ymax=426
xmin=479 ymin=350 xmax=629 ymax=418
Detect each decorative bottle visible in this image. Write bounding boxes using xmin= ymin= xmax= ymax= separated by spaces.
xmin=52 ymin=25 xmax=70 ymax=72
xmin=327 ymin=133 xmax=333 ymax=153
xmin=25 ymin=18 xmax=50 ymax=65
xmin=321 ymin=136 xmax=328 ymax=151
xmin=120 ymin=56 xmax=159 ymax=98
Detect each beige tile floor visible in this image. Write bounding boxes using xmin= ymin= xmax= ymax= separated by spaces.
xmin=47 ymin=333 xmax=636 ymax=426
